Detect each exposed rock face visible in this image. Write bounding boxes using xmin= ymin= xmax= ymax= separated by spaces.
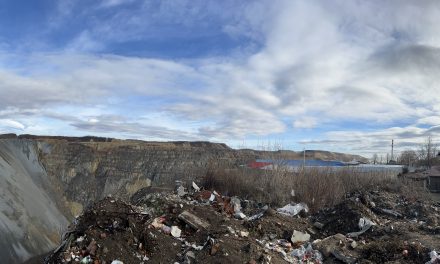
xmin=0 ymin=134 xmax=367 ymax=263
xmin=0 ymin=139 xmax=68 ymax=264
xmin=38 ymin=139 xmax=254 ymax=209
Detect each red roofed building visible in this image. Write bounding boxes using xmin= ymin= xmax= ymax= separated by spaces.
xmin=248 ymin=161 xmax=272 ymax=169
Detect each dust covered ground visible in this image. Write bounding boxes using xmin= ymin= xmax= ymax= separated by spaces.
xmin=43 ymin=184 xmax=440 ymax=264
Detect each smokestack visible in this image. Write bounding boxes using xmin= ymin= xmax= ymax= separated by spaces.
xmin=391 ymin=139 xmax=394 ymax=161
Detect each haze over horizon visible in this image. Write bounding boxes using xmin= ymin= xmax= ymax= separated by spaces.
xmin=1 ymin=0 xmax=439 ymax=157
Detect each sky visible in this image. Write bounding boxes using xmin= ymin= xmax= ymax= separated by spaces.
xmin=0 ymin=0 xmax=440 ymax=158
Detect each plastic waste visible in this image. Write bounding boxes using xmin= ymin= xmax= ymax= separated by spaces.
xmin=277 ymin=203 xmax=309 ymax=216
xmin=177 ymin=186 xmax=186 ymax=197
xmin=111 ymin=261 xmax=124 ymax=264
xmin=171 ymin=226 xmax=182 ymax=238
xmin=347 ymin=217 xmax=375 ymax=237
xmin=291 ymin=230 xmax=311 ymax=243
xmin=426 ymin=250 xmax=440 ymax=264
xmin=80 ymin=256 xmax=92 ymax=264
xmin=192 ymin=182 xmax=200 ymax=191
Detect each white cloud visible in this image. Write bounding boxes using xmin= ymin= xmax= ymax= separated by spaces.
xmin=0 ymin=119 xmax=25 ymax=130
xmin=418 ymin=116 xmax=440 ymax=126
xmin=1 ymin=0 xmax=440 ymax=154
xmin=293 ymin=117 xmax=318 ymax=129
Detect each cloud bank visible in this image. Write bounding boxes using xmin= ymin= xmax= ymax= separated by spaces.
xmin=1 ymin=0 xmax=440 ymax=156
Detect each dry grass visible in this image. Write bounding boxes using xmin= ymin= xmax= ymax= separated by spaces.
xmin=202 ymin=165 xmax=418 ymax=212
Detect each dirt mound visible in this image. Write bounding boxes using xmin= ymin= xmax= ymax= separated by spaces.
xmin=312 ymin=199 xmax=378 ymax=236
xmin=45 ymin=186 xmax=440 ymax=264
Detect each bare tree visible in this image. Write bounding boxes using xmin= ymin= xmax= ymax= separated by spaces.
xmin=398 ymin=150 xmax=418 ymax=166
xmin=371 ymin=153 xmax=378 ymax=165
xmin=418 ymin=136 xmax=437 ymax=168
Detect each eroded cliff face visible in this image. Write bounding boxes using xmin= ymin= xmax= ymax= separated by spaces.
xmin=37 ymin=140 xmax=255 ymax=215
xmin=0 ymin=135 xmax=367 ymax=263
xmin=1 ymin=138 xmax=255 ymax=263
xmin=0 ymin=139 xmax=68 ymax=264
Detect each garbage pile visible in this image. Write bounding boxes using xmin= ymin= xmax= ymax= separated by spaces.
xmin=45 ymin=183 xmax=440 ymax=264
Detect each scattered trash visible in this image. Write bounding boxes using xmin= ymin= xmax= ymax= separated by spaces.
xmin=378 ymin=208 xmax=403 ymax=218
xmin=171 ymin=226 xmax=182 ymax=238
xmin=426 ymin=250 xmax=440 ymax=264
xmin=239 ymin=231 xmax=249 ymax=237
xmin=290 ymin=230 xmax=310 ymax=243
xmin=45 ymin=186 xmax=440 ymax=264
xmin=235 ymin=212 xmax=247 ymax=220
xmin=111 ymin=260 xmax=124 ymax=264
xmin=332 ymin=249 xmax=357 ymax=264
xmin=192 ymin=182 xmax=200 ymax=191
xmin=350 ymin=241 xmax=357 ymax=249
xmin=178 ymin=210 xmax=210 ymax=230
xmin=177 ymin=186 xmax=186 ymax=197
xmin=247 ymin=205 xmax=268 ymax=221
xmin=277 ymin=203 xmax=309 ymax=217
xmin=80 ymin=256 xmax=92 ymax=264
xmin=347 ymin=217 xmax=375 ymax=238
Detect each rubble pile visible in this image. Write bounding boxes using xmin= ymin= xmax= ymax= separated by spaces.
xmin=45 ymin=184 xmax=440 ymax=264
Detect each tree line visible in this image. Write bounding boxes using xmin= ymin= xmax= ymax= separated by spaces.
xmin=371 ymin=136 xmax=439 ymax=168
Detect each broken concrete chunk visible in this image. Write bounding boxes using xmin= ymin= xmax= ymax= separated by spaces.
xmin=178 ymin=210 xmax=210 ymax=230
xmin=290 ymin=230 xmax=310 ymax=243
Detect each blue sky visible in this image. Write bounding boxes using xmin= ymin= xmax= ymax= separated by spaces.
xmin=1 ymin=0 xmax=440 ymax=157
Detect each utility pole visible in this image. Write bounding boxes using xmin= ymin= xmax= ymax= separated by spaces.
xmin=303 ymin=147 xmax=306 ymax=167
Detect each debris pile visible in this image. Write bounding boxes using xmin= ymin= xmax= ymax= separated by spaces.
xmin=45 ymin=183 xmax=440 ymax=263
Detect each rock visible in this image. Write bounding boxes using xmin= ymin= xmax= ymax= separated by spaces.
xmin=178 ymin=210 xmax=210 ymax=230
xmin=210 ymin=243 xmax=220 ymax=255
xmin=350 ymin=241 xmax=357 ymax=249
xmin=87 ymin=240 xmax=97 ymax=256
xmin=265 ymin=207 xmax=276 ymax=216
xmin=313 ymin=234 xmax=347 ymax=257
xmin=290 ymin=230 xmax=310 ymax=243
xmin=240 ymin=231 xmax=249 ymax=237
xmin=332 ymin=250 xmax=357 ymax=264
xmin=314 ymin=221 xmax=324 ymax=229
